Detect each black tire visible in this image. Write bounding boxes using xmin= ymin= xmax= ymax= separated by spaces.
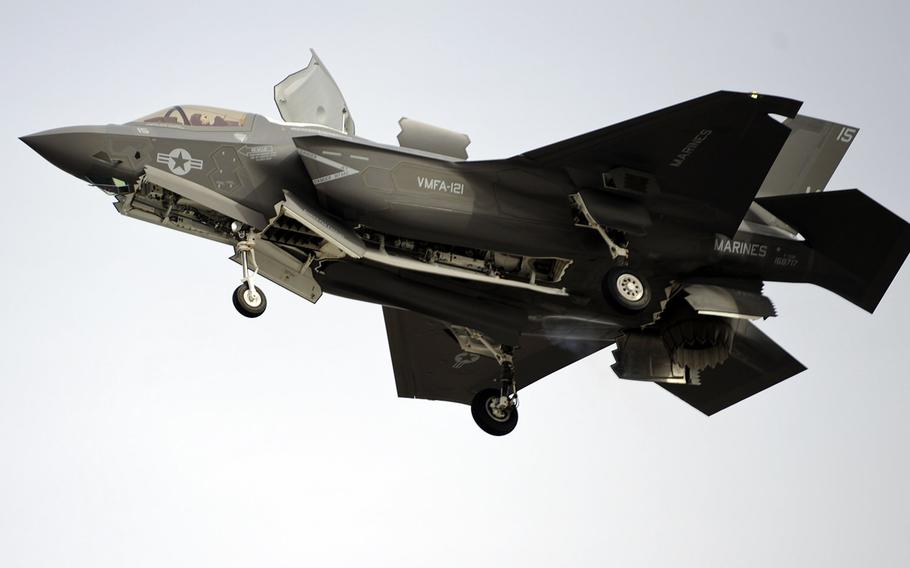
xmin=232 ymin=284 xmax=267 ymax=318
xmin=603 ymin=268 xmax=652 ymax=311
xmin=471 ymin=388 xmax=518 ymax=436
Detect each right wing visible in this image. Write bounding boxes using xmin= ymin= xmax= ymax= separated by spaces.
xmin=383 ymin=307 xmax=611 ymax=404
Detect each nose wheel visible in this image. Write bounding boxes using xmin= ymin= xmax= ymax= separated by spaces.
xmin=232 ymin=228 xmax=267 ymax=318
xmin=233 ymin=284 xmax=267 ymax=318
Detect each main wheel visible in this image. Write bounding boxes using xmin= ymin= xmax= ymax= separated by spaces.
xmin=232 ymin=284 xmax=267 ymax=318
xmin=604 ymin=268 xmax=651 ymax=311
xmin=471 ymin=388 xmax=518 ymax=436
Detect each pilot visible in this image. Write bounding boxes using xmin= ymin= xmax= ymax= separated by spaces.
xmin=198 ymin=112 xmax=212 ymax=126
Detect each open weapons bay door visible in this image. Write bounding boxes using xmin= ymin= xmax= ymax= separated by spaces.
xmin=274 ymin=50 xmax=355 ymax=134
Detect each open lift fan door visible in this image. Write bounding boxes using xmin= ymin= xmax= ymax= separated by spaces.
xmin=274 ymin=50 xmax=355 ymax=134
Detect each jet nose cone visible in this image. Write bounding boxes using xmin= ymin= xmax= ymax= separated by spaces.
xmin=20 ymin=125 xmax=111 ymax=179
xmin=19 ymin=133 xmax=40 ymax=149
xmin=19 ymin=131 xmax=61 ymax=159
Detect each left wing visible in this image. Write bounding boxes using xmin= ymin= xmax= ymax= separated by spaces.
xmin=383 ymin=307 xmax=611 ymax=404
xmin=521 ymin=91 xmax=802 ymax=236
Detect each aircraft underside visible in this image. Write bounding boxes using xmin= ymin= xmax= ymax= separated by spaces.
xmin=21 ymin=52 xmax=910 ymax=435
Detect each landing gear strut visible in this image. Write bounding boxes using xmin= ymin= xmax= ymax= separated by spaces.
xmin=232 ymin=227 xmax=267 ymax=318
xmin=449 ymin=326 xmax=521 ymax=436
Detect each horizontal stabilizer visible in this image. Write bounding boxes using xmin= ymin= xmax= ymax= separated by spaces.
xmin=757 ymin=189 xmax=910 ymax=312
xmin=659 ymin=321 xmax=805 ymax=416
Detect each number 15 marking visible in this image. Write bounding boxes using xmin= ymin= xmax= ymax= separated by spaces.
xmin=836 ymin=126 xmax=857 ymax=143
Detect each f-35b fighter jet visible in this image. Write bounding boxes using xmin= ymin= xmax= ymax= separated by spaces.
xmin=21 ymin=51 xmax=910 ymax=435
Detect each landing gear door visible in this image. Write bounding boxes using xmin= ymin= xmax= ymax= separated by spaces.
xmin=274 ymin=50 xmax=355 ymax=135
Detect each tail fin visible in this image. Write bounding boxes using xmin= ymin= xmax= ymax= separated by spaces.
xmin=757 ymin=189 xmax=910 ymax=312
xmin=756 ymin=115 xmax=858 ymax=198
xmin=745 ymin=115 xmax=859 ymax=235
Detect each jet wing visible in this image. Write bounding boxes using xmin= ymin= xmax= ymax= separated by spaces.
xmin=521 ymin=91 xmax=802 ymax=236
xmin=383 ymin=307 xmax=611 ymax=404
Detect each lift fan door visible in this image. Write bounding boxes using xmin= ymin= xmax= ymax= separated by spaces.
xmin=397 ymin=118 xmax=470 ymax=159
xmin=274 ymin=50 xmax=355 ymax=134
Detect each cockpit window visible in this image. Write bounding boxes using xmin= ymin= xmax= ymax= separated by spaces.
xmin=135 ymin=105 xmax=248 ymax=128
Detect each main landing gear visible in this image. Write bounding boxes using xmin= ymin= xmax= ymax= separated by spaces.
xmin=450 ymin=326 xmax=521 ymax=436
xmin=603 ymin=267 xmax=651 ymax=311
xmin=232 ymin=224 xmax=267 ymax=318
xmin=471 ymin=356 xmax=519 ymax=436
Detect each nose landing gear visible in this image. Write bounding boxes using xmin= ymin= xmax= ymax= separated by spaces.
xmin=233 ymin=283 xmax=267 ymax=318
xmin=232 ymin=227 xmax=267 ymax=318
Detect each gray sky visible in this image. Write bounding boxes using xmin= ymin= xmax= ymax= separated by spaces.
xmin=2 ymin=1 xmax=908 ymax=566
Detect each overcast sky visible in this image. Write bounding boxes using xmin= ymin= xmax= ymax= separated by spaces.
xmin=2 ymin=1 xmax=908 ymax=566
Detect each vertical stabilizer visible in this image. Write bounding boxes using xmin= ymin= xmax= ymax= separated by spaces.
xmin=757 ymin=114 xmax=858 ymax=198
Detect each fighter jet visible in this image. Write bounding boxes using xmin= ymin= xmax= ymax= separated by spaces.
xmin=21 ymin=51 xmax=910 ymax=435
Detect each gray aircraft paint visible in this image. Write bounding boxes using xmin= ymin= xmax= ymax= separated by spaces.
xmin=19 ymin=52 xmax=910 ymax=432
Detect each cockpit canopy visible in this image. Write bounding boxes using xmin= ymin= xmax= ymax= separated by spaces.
xmin=134 ymin=105 xmax=248 ymax=128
